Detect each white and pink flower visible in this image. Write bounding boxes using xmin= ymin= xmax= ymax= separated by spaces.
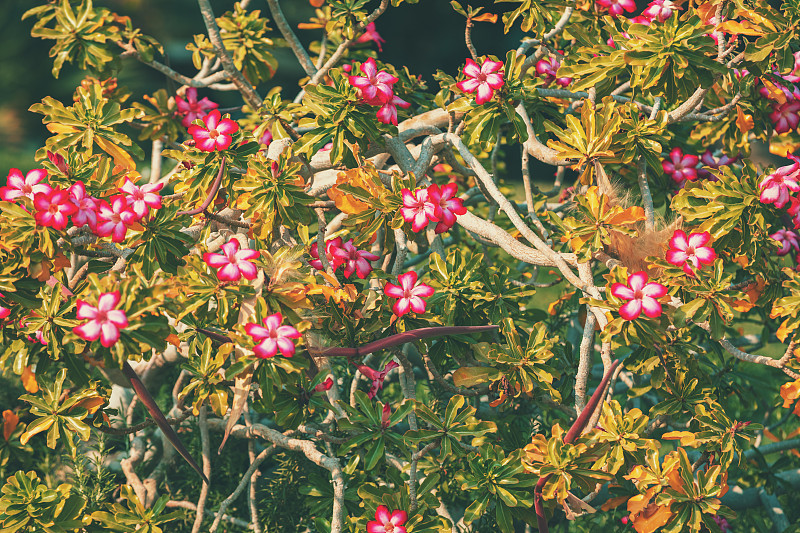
xmin=666 ymin=230 xmax=716 ymax=276
xmin=33 ymin=188 xmax=76 ymax=231
xmin=596 ymin=0 xmax=636 ymax=16
xmin=330 ymin=239 xmax=379 ymax=279
xmin=245 ymin=312 xmax=301 ymax=358
xmin=759 ymin=155 xmax=800 ymax=209
xmin=367 ymin=505 xmax=407 ymax=533
xmin=535 ymin=55 xmax=571 ymax=87
xmin=96 ymin=196 xmax=136 ymax=243
xmin=0 ymin=168 xmax=51 ymax=202
xmin=771 ymin=229 xmax=800 ymax=256
xmin=457 ymin=58 xmax=505 ymax=105
xmin=69 ymin=181 xmax=99 ymax=230
xmin=73 ymin=291 xmax=129 ymax=348
xmin=384 ymin=271 xmax=434 ymax=316
xmin=642 ymin=0 xmax=677 ymax=23
xmin=610 ymin=271 xmax=667 ymax=321
xmin=120 ymin=179 xmax=163 ymax=220
xmin=203 ymin=238 xmax=260 ymax=282
xmin=349 ymin=58 xmax=398 ymax=105
xmin=401 ymin=187 xmax=438 ymax=232
xmin=356 ymin=22 xmax=385 ymax=52
xmin=309 ymin=237 xmax=345 ymax=272
xmin=188 ymin=109 xmax=239 ymax=152
xmin=428 ymin=183 xmax=467 ymax=233
xmin=376 ymin=94 xmax=411 ymax=126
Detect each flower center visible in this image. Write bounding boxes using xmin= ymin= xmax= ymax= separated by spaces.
xmin=209 ymin=129 xmax=219 ymax=139
xmin=96 ymin=310 xmax=108 ymax=322
xmin=385 ymin=524 xmax=395 ymax=533
xmin=49 ymin=204 xmax=59 ymax=214
xmin=633 ymin=289 xmax=643 ymax=300
xmin=685 ymin=246 xmax=695 ymax=256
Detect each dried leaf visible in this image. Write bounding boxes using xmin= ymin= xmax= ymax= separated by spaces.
xmin=22 ymin=365 xmax=39 ymax=394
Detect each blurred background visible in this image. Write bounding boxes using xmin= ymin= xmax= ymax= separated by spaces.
xmin=0 ymin=0 xmax=523 ymax=172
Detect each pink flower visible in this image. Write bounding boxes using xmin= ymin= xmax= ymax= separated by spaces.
xmin=596 ymin=0 xmax=636 ymax=17
xmin=457 ymin=58 xmax=505 ymax=105
xmin=356 ymin=22 xmax=386 ymax=52
xmin=259 ymin=129 xmax=273 ymax=148
xmin=662 ymin=147 xmax=699 ymax=184
xmin=203 ymin=238 xmax=260 ymax=282
xmin=769 ymin=100 xmax=800 ymax=134
xmin=120 ymin=179 xmax=163 ymax=220
xmin=309 ymin=237 xmax=344 ymax=272
xmin=610 ymin=271 xmax=668 ymax=320
xmin=69 ymin=181 xmax=99 ymax=230
xmin=427 ymin=183 xmax=467 ymax=233
xmin=73 ymin=291 xmax=129 ymax=348
xmin=401 ymin=187 xmax=438 ymax=232
xmin=771 ymin=229 xmax=800 ymax=256
xmin=384 ymin=271 xmax=434 ymax=316
xmin=313 ymin=377 xmax=334 ymax=393
xmin=0 ymin=293 xmax=10 ymax=320
xmin=245 ymin=312 xmax=301 ymax=358
xmin=666 ymin=230 xmax=716 ymax=275
xmin=96 ymin=196 xmax=136 ymax=243
xmin=759 ymin=155 xmax=800 ymax=208
xmin=176 ymin=87 xmax=218 ymax=128
xmin=330 ymin=239 xmax=379 ymax=279
xmin=697 ymin=149 xmax=738 ymax=180
xmin=349 ymin=58 xmax=398 ymax=105
xmin=784 ymin=51 xmax=800 ymax=84
xmin=188 ymin=109 xmax=239 ymax=152
xmin=642 ymin=0 xmax=677 ymax=22
xmin=630 ymin=15 xmax=653 ymax=26
xmin=535 ymin=55 xmax=572 ymax=88
xmin=367 ymin=505 xmax=408 ymax=533
xmin=376 ymin=94 xmax=411 ymax=126
xmin=380 ymin=403 xmax=391 ymax=428
xmin=712 ymin=515 xmax=731 ymax=533
xmin=357 ymin=360 xmax=400 ymax=399
xmin=0 ymin=168 xmax=51 ymax=202
xmin=33 ymin=188 xmax=76 ymax=231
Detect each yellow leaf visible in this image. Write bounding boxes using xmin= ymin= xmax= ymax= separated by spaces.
xmin=662 ymin=431 xmax=698 ymax=446
xmin=95 ymin=136 xmax=136 ymax=171
xmin=20 ymin=418 xmax=54 ymax=445
xmin=2 ymin=410 xmax=19 ymax=442
xmin=328 ymin=185 xmax=369 ymax=214
xmin=22 ymin=365 xmax=38 ymax=394
xmin=715 ymin=19 xmax=765 ymax=36
xmin=760 ymin=79 xmax=788 ymax=105
xmin=735 ymin=105 xmax=754 ymax=133
xmin=472 ymin=13 xmax=498 ymax=23
xmin=46 ymin=123 xmax=79 ymax=134
xmin=776 ymin=318 xmax=795 ymax=342
xmin=72 ymin=397 xmax=105 ymax=415
xmin=769 ymin=138 xmax=800 ymax=158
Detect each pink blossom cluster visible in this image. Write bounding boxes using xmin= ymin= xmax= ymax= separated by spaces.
xmin=0 ymin=167 xmax=163 ymax=243
xmin=348 ymin=58 xmax=410 ymax=126
xmin=309 ymin=237 xmax=379 ymax=279
xmin=175 ymin=87 xmax=218 ymax=128
xmin=400 ymin=182 xmax=467 ymax=234
xmin=666 ymin=230 xmax=717 ymax=276
xmin=597 ymin=0 xmax=676 ymax=21
xmin=661 ymin=147 xmax=738 ymax=186
xmin=757 ymin=53 xmax=800 ymax=134
xmin=535 ymin=55 xmax=571 ymax=87
xmin=755 ymin=156 xmax=800 ymax=261
xmin=457 ymin=58 xmax=505 ymax=105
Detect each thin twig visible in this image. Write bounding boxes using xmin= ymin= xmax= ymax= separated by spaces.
xmin=266 ymin=0 xmax=317 ymax=77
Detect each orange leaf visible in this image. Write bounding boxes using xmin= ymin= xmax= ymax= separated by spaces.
xmin=95 ymin=136 xmax=136 ymax=171
xmin=662 ymin=431 xmax=699 ymax=446
xmin=735 ymin=105 xmax=754 ymax=133
xmin=780 ymin=379 xmax=800 ymax=408
xmin=715 ymin=19 xmax=765 ymax=36
xmin=769 ymin=138 xmax=800 ymax=158
xmin=22 ymin=365 xmax=38 ymax=394
xmin=548 ymin=291 xmax=575 ymax=315
xmin=762 ymin=428 xmax=781 ymax=443
xmin=631 ymin=502 xmax=672 ymax=533
xmin=601 ymin=495 xmax=630 ymax=512
xmin=776 ymin=318 xmax=795 ymax=343
xmin=760 ymin=79 xmax=788 ymax=105
xmin=472 ymin=13 xmax=498 ymax=23
xmin=166 ymin=334 xmax=181 ymax=347
xmin=328 ymin=185 xmax=369 ymax=214
xmin=72 ymin=397 xmax=105 ymax=415
xmin=309 ymin=0 xmax=324 ymax=7
xmin=2 ymin=410 xmax=19 ymax=442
